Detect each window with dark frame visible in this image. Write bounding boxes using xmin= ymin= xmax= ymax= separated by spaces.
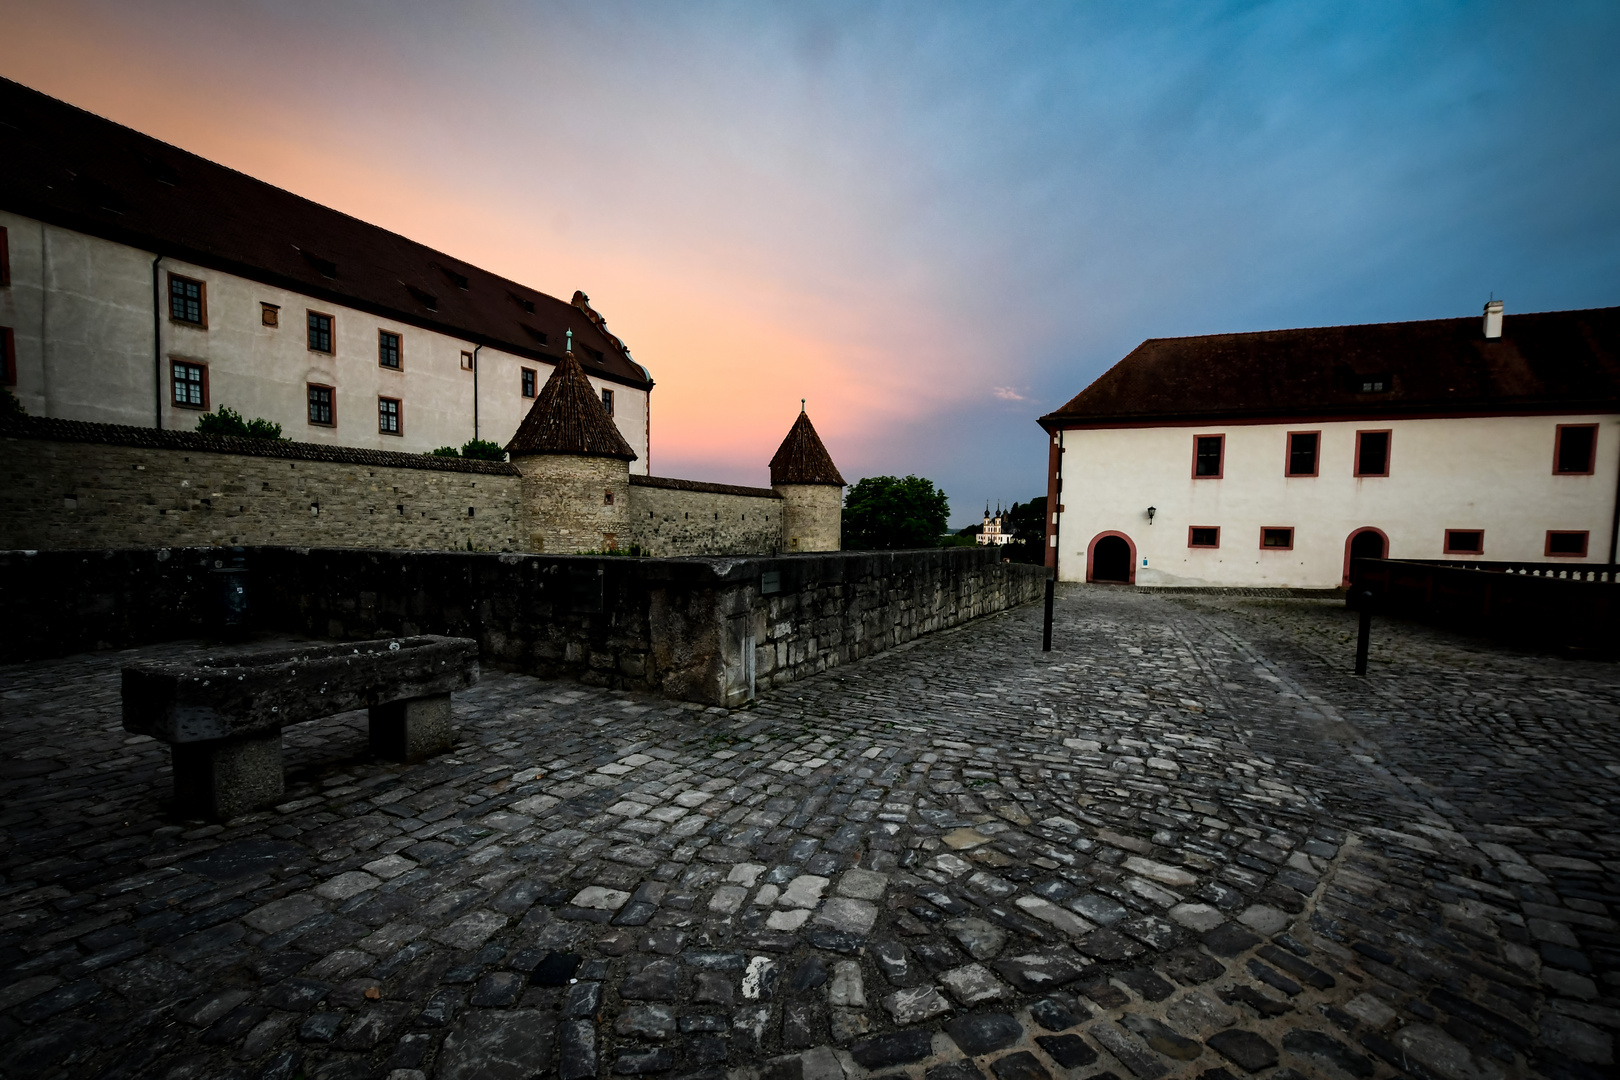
xmin=171 ymin=361 xmax=206 ymax=408
xmin=168 ymin=274 xmax=205 ymax=326
xmin=2 ymin=326 xmax=17 ymax=385
xmin=521 ymin=368 xmax=536 ymax=397
xmin=1554 ymin=424 xmax=1597 ymax=474
xmin=1546 ymin=530 xmax=1589 ymax=557
xmin=1444 ymin=529 xmax=1484 ymax=555
xmin=379 ymin=330 xmax=401 ymax=369
xmin=378 ymin=396 xmax=401 ymax=435
xmin=461 ymin=351 xmax=474 ymax=371
xmin=1355 ymin=430 xmax=1390 ymax=476
xmin=1193 ymin=434 xmax=1224 ymax=477
xmin=1357 ymin=374 xmax=1391 ymax=393
xmin=1261 ymin=527 xmax=1294 ymax=550
xmin=1286 ymin=432 xmax=1319 ymax=476
xmin=307 ymin=312 xmax=333 ymax=353
xmin=602 ymin=388 xmax=614 ymax=416
xmin=307 ymin=384 xmax=334 ymax=426
xmin=1188 ymin=526 xmax=1220 ymax=548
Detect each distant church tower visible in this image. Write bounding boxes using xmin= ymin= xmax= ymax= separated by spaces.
xmin=769 ymin=406 xmax=845 ymax=552
xmin=506 ymin=347 xmax=638 ymax=553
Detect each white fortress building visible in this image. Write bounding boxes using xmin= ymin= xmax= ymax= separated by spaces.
xmin=1039 ymin=302 xmax=1620 ymax=589
xmin=0 ymin=77 xmax=652 ymax=468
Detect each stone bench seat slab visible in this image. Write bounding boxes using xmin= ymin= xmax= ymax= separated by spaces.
xmin=121 ymin=635 xmax=479 ymax=743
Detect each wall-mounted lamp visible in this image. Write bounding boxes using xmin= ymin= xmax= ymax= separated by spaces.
xmin=1147 ymin=506 xmax=1157 ymax=524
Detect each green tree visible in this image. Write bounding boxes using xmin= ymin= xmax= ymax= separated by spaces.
xmin=428 ymin=446 xmax=461 ymax=458
xmin=459 ymin=438 xmax=507 ymax=461
xmin=196 ymin=406 xmax=283 ymax=440
xmin=1002 ymin=496 xmax=1048 ymax=564
xmin=842 ymin=475 xmax=950 ymax=550
xmin=1 ymin=387 xmax=25 ymax=417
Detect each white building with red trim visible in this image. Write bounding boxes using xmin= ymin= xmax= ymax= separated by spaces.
xmin=1038 ymin=302 xmax=1620 ymax=589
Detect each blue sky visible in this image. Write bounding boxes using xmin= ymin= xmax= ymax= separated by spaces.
xmin=4 ymin=1 xmax=1618 ymax=525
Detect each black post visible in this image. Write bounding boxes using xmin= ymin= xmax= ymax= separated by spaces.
xmin=1354 ymin=596 xmax=1372 ymax=676
xmin=1042 ymin=575 xmax=1055 ymax=651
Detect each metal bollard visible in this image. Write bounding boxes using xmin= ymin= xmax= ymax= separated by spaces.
xmin=1354 ymin=591 xmax=1372 ymax=676
xmin=1042 ymin=576 xmax=1055 ymax=652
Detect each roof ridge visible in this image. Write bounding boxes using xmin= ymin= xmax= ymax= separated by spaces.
xmin=1136 ymin=305 xmax=1620 ymax=345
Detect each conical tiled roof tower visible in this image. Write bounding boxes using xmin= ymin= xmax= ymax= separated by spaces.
xmin=508 ymin=350 xmax=635 ymax=554
xmin=769 ymin=408 xmax=845 ymax=486
xmin=506 ymin=349 xmax=637 ymax=461
xmin=769 ymin=406 xmax=845 ymax=552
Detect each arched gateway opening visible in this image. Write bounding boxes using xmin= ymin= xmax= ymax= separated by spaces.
xmin=1088 ymin=533 xmax=1134 ymax=583
xmin=1343 ymin=527 xmax=1389 ymax=586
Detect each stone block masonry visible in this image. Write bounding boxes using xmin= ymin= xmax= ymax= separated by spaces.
xmin=1 ymin=545 xmax=1047 ymax=704
xmin=628 ymin=475 xmax=782 ymax=557
xmin=0 ymin=415 xmax=522 ymax=552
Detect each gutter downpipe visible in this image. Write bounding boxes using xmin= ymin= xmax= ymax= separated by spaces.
xmin=1609 ymin=425 xmax=1620 ymax=567
xmin=472 ymin=344 xmax=483 ymax=443
xmin=1054 ymin=428 xmax=1064 ymax=581
xmin=151 ymin=254 xmax=164 ymax=429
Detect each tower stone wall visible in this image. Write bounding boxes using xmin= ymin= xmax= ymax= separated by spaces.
xmin=774 ymin=483 xmax=843 ymax=552
xmin=515 ymin=453 xmax=631 ymax=553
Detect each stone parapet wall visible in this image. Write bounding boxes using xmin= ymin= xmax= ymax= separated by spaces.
xmin=629 ymin=476 xmax=783 ymax=556
xmin=1 ymin=546 xmax=1046 ymax=704
xmin=0 ymin=433 xmax=523 ymax=552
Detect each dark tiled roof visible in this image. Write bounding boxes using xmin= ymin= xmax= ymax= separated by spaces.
xmin=769 ymin=411 xmax=845 ymax=486
xmin=0 ymin=77 xmax=651 ymax=390
xmin=1040 ymin=306 xmax=1620 ymax=428
xmin=506 ymin=351 xmax=637 ymax=460
xmin=0 ymin=413 xmax=519 ymax=474
xmin=630 ymin=475 xmax=779 ymax=499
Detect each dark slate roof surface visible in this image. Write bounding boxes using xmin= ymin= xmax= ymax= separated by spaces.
xmin=0 ymin=414 xmax=520 ymax=474
xmin=769 ymin=411 xmax=845 ymax=486
xmin=0 ymin=77 xmax=651 ymax=390
xmin=506 ymin=351 xmax=637 ymax=460
xmin=1040 ymin=306 xmax=1620 ymax=428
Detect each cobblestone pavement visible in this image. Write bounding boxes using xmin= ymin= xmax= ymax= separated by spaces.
xmin=1 ymin=585 xmax=1616 ymax=1080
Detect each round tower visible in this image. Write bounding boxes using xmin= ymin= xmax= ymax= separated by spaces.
xmin=769 ymin=407 xmax=845 ymax=552
xmin=505 ymin=350 xmax=637 ymax=553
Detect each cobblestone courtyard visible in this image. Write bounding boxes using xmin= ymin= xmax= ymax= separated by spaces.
xmin=1 ymin=586 xmax=1616 ymax=1080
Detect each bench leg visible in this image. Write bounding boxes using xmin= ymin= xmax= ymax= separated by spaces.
xmin=369 ymin=693 xmax=453 ymax=763
xmin=172 ymin=730 xmax=284 ymax=820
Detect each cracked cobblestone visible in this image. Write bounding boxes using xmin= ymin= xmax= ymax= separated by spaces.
xmin=0 ymin=587 xmax=1617 ymax=1080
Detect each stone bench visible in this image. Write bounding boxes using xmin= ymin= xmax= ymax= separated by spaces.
xmin=122 ymin=635 xmax=480 ymax=819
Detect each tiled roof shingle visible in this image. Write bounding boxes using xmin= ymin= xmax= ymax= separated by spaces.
xmin=769 ymin=411 xmax=845 ymax=486
xmin=506 ymin=351 xmax=637 ymax=460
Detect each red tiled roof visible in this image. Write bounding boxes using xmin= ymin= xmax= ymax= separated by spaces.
xmin=1040 ymin=306 xmax=1620 ymax=428
xmin=769 ymin=411 xmax=845 ymax=486
xmin=0 ymin=77 xmax=651 ymax=390
xmin=506 ymin=351 xmax=637 ymax=460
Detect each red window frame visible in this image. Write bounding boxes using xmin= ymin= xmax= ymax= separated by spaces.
xmin=167 ymin=273 xmax=208 ymax=328
xmin=1545 ymin=530 xmax=1589 ymax=558
xmin=1354 ymin=429 xmax=1392 ymax=477
xmin=170 ymin=359 xmax=208 ymax=409
xmin=1260 ymin=526 xmax=1294 ymax=551
xmin=1553 ymin=424 xmax=1598 ymax=475
xmin=1285 ymin=430 xmax=1321 ymax=477
xmin=1443 ymin=529 xmax=1484 ymax=555
xmin=307 ymin=311 xmax=334 ymax=354
xmin=379 ymin=329 xmax=402 ymax=370
xmin=1188 ymin=526 xmax=1220 ymax=549
xmin=1191 ymin=433 xmax=1225 ymax=478
xmin=307 ymin=383 xmax=336 ymax=427
xmin=1 ymin=326 xmax=15 ymax=386
xmin=378 ymin=396 xmax=402 ymax=435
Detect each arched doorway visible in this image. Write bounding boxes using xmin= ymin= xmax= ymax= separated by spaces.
xmin=1343 ymin=527 xmax=1388 ymax=586
xmin=1088 ymin=532 xmax=1134 ymax=583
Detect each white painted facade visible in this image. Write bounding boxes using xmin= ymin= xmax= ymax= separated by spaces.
xmin=0 ymin=211 xmax=651 ymax=470
xmin=1049 ymin=413 xmax=1617 ymax=589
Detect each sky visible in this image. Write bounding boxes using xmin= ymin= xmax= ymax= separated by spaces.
xmin=3 ymin=1 xmax=1618 ymax=527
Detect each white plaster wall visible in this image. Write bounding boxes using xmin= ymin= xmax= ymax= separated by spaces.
xmin=1052 ymin=414 xmax=1618 ymax=588
xmin=0 ymin=211 xmax=650 ymax=470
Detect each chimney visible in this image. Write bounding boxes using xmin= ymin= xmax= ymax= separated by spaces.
xmin=1483 ymin=299 xmax=1504 ymax=340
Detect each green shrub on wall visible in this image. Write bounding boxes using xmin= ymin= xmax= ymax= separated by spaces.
xmin=196 ymin=406 xmax=284 ymax=440
xmin=459 ymin=439 xmax=508 ymax=462
xmin=1 ymin=388 xmax=25 ymax=417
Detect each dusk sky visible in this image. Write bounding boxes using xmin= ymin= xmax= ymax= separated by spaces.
xmin=4 ymin=1 xmax=1617 ymax=527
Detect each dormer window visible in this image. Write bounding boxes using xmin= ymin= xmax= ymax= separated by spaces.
xmin=1357 ymin=374 xmax=1391 ymax=393
xmin=406 ymin=284 xmax=437 ymax=311
xmin=437 ymin=264 xmax=469 ymax=290
xmin=298 ymin=248 xmax=337 ymax=279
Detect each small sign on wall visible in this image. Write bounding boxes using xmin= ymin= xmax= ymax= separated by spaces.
xmin=761 ymin=570 xmax=781 ymax=595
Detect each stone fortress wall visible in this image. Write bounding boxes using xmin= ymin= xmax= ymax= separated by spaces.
xmin=0 ymin=415 xmax=839 ymax=556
